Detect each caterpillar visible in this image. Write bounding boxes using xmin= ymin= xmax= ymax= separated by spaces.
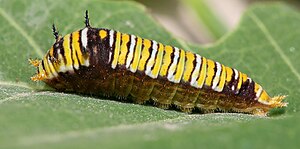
xmin=30 ymin=11 xmax=287 ymax=116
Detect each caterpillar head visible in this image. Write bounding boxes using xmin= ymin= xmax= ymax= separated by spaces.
xmin=30 ymin=10 xmax=92 ymax=82
xmin=29 ymin=45 xmax=62 ymax=82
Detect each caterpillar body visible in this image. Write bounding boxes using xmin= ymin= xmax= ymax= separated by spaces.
xmin=30 ymin=11 xmax=287 ymax=116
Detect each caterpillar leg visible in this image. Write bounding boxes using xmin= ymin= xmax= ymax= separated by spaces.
xmin=31 ymin=70 xmax=46 ymax=81
xmin=28 ymin=58 xmax=40 ymax=67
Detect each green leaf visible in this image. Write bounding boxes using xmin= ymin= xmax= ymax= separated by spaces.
xmin=0 ymin=1 xmax=299 ymax=149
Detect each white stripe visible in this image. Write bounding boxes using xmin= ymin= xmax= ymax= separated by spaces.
xmin=145 ymin=41 xmax=158 ymax=78
xmin=81 ymin=28 xmax=88 ymax=49
xmin=190 ymin=54 xmax=201 ymax=88
xmin=256 ymin=85 xmax=263 ymax=99
xmin=73 ymin=63 xmax=79 ymax=70
xmin=212 ymin=62 xmax=222 ymax=91
xmin=167 ymin=47 xmax=179 ymax=82
xmin=109 ymin=30 xmax=114 ymax=47
xmin=231 ymin=69 xmax=239 ymax=91
xmin=230 ymin=69 xmax=239 ymax=91
xmin=126 ymin=35 xmax=136 ymax=68
xmin=83 ymin=59 xmax=90 ymax=67
xmin=108 ymin=30 xmax=115 ymax=63
xmin=247 ymin=77 xmax=252 ymax=83
xmin=233 ymin=69 xmax=239 ymax=80
xmin=231 ymin=86 xmax=235 ymax=91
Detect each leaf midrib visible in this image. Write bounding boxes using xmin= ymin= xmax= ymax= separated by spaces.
xmin=0 ymin=7 xmax=44 ymax=57
xmin=248 ymin=11 xmax=300 ymax=81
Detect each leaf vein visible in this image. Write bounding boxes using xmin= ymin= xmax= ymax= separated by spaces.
xmin=249 ymin=12 xmax=300 ymax=81
xmin=0 ymin=91 xmax=61 ymax=104
xmin=0 ymin=8 xmax=44 ymax=57
xmin=19 ymin=115 xmax=189 ymax=146
xmin=0 ymin=81 xmax=34 ymax=89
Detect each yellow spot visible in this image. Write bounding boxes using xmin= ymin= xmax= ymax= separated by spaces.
xmin=72 ymin=31 xmax=85 ymax=65
xmin=225 ymin=66 xmax=233 ymax=83
xmin=237 ymin=71 xmax=243 ymax=91
xmin=174 ymin=49 xmax=185 ymax=82
xmin=197 ymin=57 xmax=207 ymax=87
xmin=138 ymin=39 xmax=151 ymax=71
xmin=151 ymin=43 xmax=164 ymax=77
xmin=216 ymin=64 xmax=226 ymax=91
xmin=159 ymin=45 xmax=173 ymax=77
xmin=118 ymin=34 xmax=130 ymax=65
xmin=182 ymin=51 xmax=195 ymax=82
xmin=112 ymin=32 xmax=121 ymax=68
xmin=99 ymin=30 xmax=107 ymax=39
xmin=130 ymin=36 xmax=142 ymax=71
xmin=62 ymin=34 xmax=73 ymax=68
xmin=205 ymin=59 xmax=215 ymax=87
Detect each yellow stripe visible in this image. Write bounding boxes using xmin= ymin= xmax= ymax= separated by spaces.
xmin=57 ymin=54 xmax=65 ymax=71
xmin=217 ymin=64 xmax=226 ymax=91
xmin=237 ymin=71 xmax=243 ymax=91
xmin=225 ymin=66 xmax=233 ymax=84
xmin=63 ymin=34 xmax=72 ymax=67
xmin=159 ymin=45 xmax=173 ymax=77
xmin=182 ymin=51 xmax=195 ymax=82
xmin=45 ymin=52 xmax=56 ymax=74
xmin=242 ymin=73 xmax=248 ymax=83
xmin=43 ymin=56 xmax=52 ymax=77
xmin=38 ymin=64 xmax=44 ymax=77
xmin=138 ymin=39 xmax=151 ymax=71
xmin=72 ymin=31 xmax=84 ymax=65
xmin=49 ymin=46 xmax=54 ymax=57
xmin=205 ymin=59 xmax=215 ymax=87
xmin=254 ymin=82 xmax=261 ymax=93
xmin=118 ymin=34 xmax=130 ymax=65
xmin=151 ymin=43 xmax=164 ymax=77
xmin=130 ymin=36 xmax=142 ymax=71
xmin=47 ymin=58 xmax=57 ymax=76
xmin=174 ymin=49 xmax=185 ymax=82
xmin=48 ymin=46 xmax=59 ymax=71
xmin=259 ymin=90 xmax=270 ymax=102
xmin=112 ymin=31 xmax=121 ymax=68
xmin=99 ymin=30 xmax=107 ymax=39
xmin=197 ymin=57 xmax=207 ymax=87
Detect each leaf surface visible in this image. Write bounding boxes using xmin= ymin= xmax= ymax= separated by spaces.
xmin=0 ymin=1 xmax=299 ymax=149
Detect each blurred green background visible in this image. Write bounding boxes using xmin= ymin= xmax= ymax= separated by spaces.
xmin=137 ymin=0 xmax=300 ymax=43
